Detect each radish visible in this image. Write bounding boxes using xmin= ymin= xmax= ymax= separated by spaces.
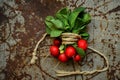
xmin=74 ymin=54 xmax=81 ymax=62
xmin=58 ymin=53 xmax=68 ymax=62
xmin=50 ymin=45 xmax=59 ymax=57
xmin=65 ymin=46 xmax=76 ymax=58
xmin=78 ymin=39 xmax=88 ymax=50
xmin=53 ymin=38 xmax=61 ymax=46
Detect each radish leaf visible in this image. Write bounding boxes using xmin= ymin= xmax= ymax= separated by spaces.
xmin=50 ymin=30 xmax=63 ymax=37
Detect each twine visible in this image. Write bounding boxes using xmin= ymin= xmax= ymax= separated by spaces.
xmin=55 ymin=46 xmax=109 ymax=76
xmin=61 ymin=33 xmax=81 ymax=45
xmin=30 ymin=32 xmax=109 ymax=76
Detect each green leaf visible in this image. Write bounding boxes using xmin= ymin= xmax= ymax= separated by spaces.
xmin=81 ymin=32 xmax=89 ymax=36
xmin=59 ymin=45 xmax=65 ymax=50
xmin=46 ymin=26 xmax=51 ymax=34
xmin=73 ymin=44 xmax=86 ymax=57
xmin=45 ymin=21 xmax=53 ymax=29
xmin=57 ymin=7 xmax=68 ymax=14
xmin=55 ymin=7 xmax=70 ymax=30
xmin=45 ymin=16 xmax=56 ymax=30
xmin=82 ymin=37 xmax=89 ymax=40
xmin=45 ymin=16 xmax=64 ymax=30
xmin=45 ymin=16 xmax=54 ymax=21
xmin=81 ymin=32 xmax=89 ymax=40
xmin=75 ymin=47 xmax=86 ymax=57
xmin=44 ymin=7 xmax=91 ymax=38
xmin=74 ymin=7 xmax=86 ymax=12
xmin=82 ymin=13 xmax=91 ymax=24
xmin=72 ymin=25 xmax=86 ymax=34
xmin=50 ymin=19 xmax=64 ymax=29
xmin=56 ymin=7 xmax=69 ymax=18
xmin=55 ymin=13 xmax=69 ymax=30
xmin=68 ymin=7 xmax=85 ymax=29
xmin=50 ymin=30 xmax=63 ymax=37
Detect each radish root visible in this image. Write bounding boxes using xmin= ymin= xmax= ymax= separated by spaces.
xmin=30 ymin=33 xmax=47 ymax=64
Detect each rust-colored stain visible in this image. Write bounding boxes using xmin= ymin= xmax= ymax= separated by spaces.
xmin=0 ymin=0 xmax=120 ymax=80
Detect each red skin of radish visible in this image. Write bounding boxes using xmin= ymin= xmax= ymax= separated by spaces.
xmin=65 ymin=46 xmax=76 ymax=58
xmin=74 ymin=55 xmax=81 ymax=62
xmin=53 ymin=38 xmax=61 ymax=46
xmin=78 ymin=39 xmax=88 ymax=50
xmin=50 ymin=45 xmax=59 ymax=57
xmin=58 ymin=53 xmax=68 ymax=62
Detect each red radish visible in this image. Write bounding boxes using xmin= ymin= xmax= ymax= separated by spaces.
xmin=74 ymin=55 xmax=81 ymax=62
xmin=53 ymin=38 xmax=61 ymax=46
xmin=78 ymin=39 xmax=88 ymax=50
xmin=50 ymin=45 xmax=59 ymax=57
xmin=65 ymin=46 xmax=76 ymax=58
xmin=58 ymin=53 xmax=68 ymax=62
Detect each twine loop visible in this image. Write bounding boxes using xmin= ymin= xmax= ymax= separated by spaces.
xmin=30 ymin=32 xmax=109 ymax=77
xmin=56 ymin=46 xmax=109 ymax=76
xmin=61 ymin=32 xmax=81 ymax=45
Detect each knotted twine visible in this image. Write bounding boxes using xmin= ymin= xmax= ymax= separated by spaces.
xmin=30 ymin=32 xmax=109 ymax=77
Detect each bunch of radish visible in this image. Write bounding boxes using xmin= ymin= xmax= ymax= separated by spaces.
xmin=45 ymin=7 xmax=90 ymax=63
xmin=50 ymin=38 xmax=88 ymax=62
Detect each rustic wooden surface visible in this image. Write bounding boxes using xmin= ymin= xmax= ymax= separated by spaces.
xmin=0 ymin=0 xmax=120 ymax=80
